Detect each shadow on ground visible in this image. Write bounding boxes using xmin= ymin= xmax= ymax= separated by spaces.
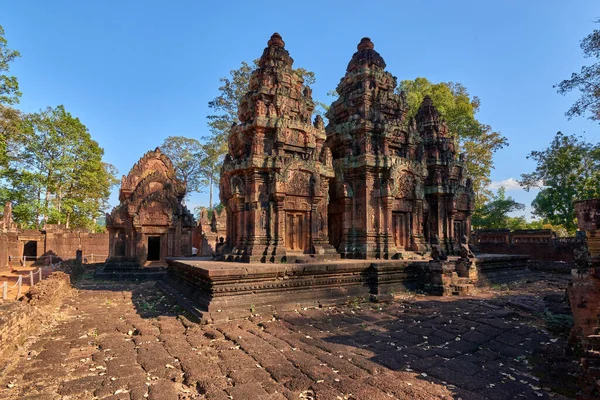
xmin=276 ymin=276 xmax=580 ymax=399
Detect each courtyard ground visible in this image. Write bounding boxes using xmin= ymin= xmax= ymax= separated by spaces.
xmin=0 ymin=273 xmax=581 ymax=399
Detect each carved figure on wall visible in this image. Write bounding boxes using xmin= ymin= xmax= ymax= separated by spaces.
xmin=459 ymin=235 xmax=475 ymax=259
xmin=313 ymin=115 xmax=324 ymax=130
xmin=430 ymin=235 xmax=448 ymax=261
xmin=256 ymin=99 xmax=267 ymax=117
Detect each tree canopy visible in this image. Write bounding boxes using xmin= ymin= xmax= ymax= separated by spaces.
xmin=160 ymin=136 xmax=204 ymax=194
xmin=1 ymin=105 xmax=118 ymax=229
xmin=555 ymin=19 xmax=600 ymax=122
xmin=0 ymin=24 xmax=22 ymax=170
xmin=471 ymin=186 xmax=525 ymax=229
xmin=519 ymin=132 xmax=600 ymax=233
xmin=398 ymin=78 xmax=508 ymax=207
xmin=160 ymin=136 xmax=225 ymax=208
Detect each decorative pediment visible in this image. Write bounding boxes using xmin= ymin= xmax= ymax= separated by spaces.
xmin=107 ymin=148 xmax=195 ymax=230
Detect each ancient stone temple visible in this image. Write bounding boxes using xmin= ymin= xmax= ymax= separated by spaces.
xmin=417 ymin=96 xmax=474 ymax=254
xmin=105 ymin=148 xmax=195 ymax=266
xmin=326 ymin=38 xmax=474 ymax=259
xmin=219 ymin=33 xmax=337 ymax=262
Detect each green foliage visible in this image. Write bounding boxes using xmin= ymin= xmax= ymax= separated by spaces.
xmin=399 ymin=78 xmax=508 ymax=207
xmin=199 ymin=138 xmax=224 ymax=208
xmin=0 ymin=25 xmax=22 ymax=170
xmin=160 ymin=136 xmax=204 ymax=194
xmin=555 ymin=19 xmax=600 ymax=121
xmin=519 ymin=132 xmax=600 ymax=233
xmin=0 ymin=25 xmax=21 ymax=106
xmin=472 ymin=186 xmax=525 ymax=229
xmin=2 ymin=105 xmax=118 ymax=229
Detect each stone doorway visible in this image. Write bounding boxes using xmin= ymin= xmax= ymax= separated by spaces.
xmin=115 ymin=231 xmax=126 ymax=256
xmin=392 ymin=212 xmax=410 ymax=250
xmin=23 ymin=240 xmax=37 ymax=261
xmin=147 ymin=236 xmax=161 ymax=261
xmin=286 ymin=212 xmax=307 ymax=251
xmin=329 ymin=213 xmax=343 ymax=250
xmin=454 ymin=220 xmax=463 ymax=242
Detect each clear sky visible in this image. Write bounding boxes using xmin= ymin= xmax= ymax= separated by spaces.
xmin=2 ymin=0 xmax=599 ymax=218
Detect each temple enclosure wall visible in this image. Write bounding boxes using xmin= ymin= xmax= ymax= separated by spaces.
xmin=473 ymin=229 xmax=582 ymax=262
xmin=0 ymin=227 xmax=109 ymax=269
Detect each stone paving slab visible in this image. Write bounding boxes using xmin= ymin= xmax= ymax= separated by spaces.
xmin=0 ymin=274 xmax=580 ymax=399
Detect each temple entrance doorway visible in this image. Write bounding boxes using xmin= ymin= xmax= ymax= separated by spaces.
xmin=392 ymin=212 xmax=410 ymax=250
xmin=147 ymin=236 xmax=161 ymax=261
xmin=115 ymin=231 xmax=126 ymax=256
xmin=286 ymin=212 xmax=307 ymax=251
xmin=23 ymin=240 xmax=37 ymax=261
xmin=329 ymin=213 xmax=343 ymax=250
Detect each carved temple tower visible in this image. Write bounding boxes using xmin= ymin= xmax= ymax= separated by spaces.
xmin=326 ymin=38 xmax=429 ymax=259
xmin=416 ymin=96 xmax=474 ymax=253
xmin=219 ymin=33 xmax=337 ymax=263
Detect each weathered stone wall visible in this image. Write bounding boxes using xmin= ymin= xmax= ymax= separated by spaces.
xmin=473 ymin=229 xmax=581 ymax=261
xmin=0 ymin=272 xmax=72 ymax=364
xmin=0 ymin=230 xmax=109 ymax=269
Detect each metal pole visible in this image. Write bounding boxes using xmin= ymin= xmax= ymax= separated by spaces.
xmin=16 ymin=275 xmax=22 ymax=298
xmin=30 ymin=270 xmax=34 ymax=287
xmin=2 ymin=282 xmax=6 ymax=300
xmin=39 ymin=268 xmax=42 ymax=281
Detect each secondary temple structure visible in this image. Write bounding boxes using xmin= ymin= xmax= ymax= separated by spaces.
xmin=219 ymin=33 xmax=337 ymax=262
xmin=105 ymin=148 xmax=195 ymax=266
xmin=220 ymin=35 xmax=474 ymax=262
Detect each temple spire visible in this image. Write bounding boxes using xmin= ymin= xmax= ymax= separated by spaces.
xmin=268 ymin=32 xmax=285 ymax=48
xmin=346 ymin=36 xmax=386 ymax=72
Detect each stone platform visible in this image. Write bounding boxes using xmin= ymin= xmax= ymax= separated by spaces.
xmin=164 ymin=254 xmax=530 ymax=322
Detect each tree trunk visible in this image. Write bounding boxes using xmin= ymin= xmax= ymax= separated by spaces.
xmin=35 ymin=189 xmax=41 ymax=228
xmin=65 ymin=213 xmax=70 ymax=229
xmin=209 ymin=171 xmax=213 ymax=209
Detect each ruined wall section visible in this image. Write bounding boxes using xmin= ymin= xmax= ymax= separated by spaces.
xmin=474 ymin=229 xmax=581 ymax=261
xmin=0 ymin=229 xmax=110 ymax=269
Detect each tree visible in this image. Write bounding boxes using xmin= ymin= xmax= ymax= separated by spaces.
xmin=471 ymin=186 xmax=526 ymax=229
xmin=206 ymin=60 xmax=317 ymax=170
xmin=519 ymin=132 xmax=600 ymax=233
xmin=0 ymin=25 xmax=20 ymax=106
xmin=0 ymin=24 xmax=22 ymax=170
xmin=199 ymin=138 xmax=223 ymax=209
xmin=160 ymin=136 xmax=204 ymax=195
xmin=3 ymin=105 xmax=118 ymax=229
xmin=398 ymin=78 xmax=508 ymax=207
xmin=555 ymin=19 xmax=600 ymax=121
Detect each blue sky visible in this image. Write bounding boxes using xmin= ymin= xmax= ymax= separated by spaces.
xmin=3 ymin=1 xmax=599 ymax=218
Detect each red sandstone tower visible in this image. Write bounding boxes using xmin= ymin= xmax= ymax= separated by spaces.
xmin=416 ymin=96 xmax=474 ymax=254
xmin=326 ymin=38 xmax=429 ymax=259
xmin=326 ymin=38 xmax=474 ymax=258
xmin=219 ymin=33 xmax=337 ymax=263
